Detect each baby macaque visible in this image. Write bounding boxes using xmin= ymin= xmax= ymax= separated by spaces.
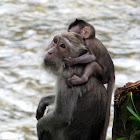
xmin=65 ymin=19 xmax=115 ymax=140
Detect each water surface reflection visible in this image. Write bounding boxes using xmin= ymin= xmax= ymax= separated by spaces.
xmin=0 ymin=0 xmax=139 ymax=139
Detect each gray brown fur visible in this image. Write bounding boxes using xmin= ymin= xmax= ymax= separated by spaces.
xmin=36 ymin=32 xmax=107 ymax=140
xmin=68 ymin=19 xmax=115 ymax=140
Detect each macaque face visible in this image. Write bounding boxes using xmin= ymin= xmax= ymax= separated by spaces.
xmin=69 ymin=25 xmax=92 ymax=39
xmin=43 ymin=32 xmax=86 ymax=71
xmin=69 ymin=26 xmax=91 ymax=39
xmin=44 ymin=36 xmax=70 ymax=61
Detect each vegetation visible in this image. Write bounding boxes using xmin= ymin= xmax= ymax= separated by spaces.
xmin=117 ymin=92 xmax=140 ymax=140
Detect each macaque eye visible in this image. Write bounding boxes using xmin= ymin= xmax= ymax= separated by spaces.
xmin=53 ymin=38 xmax=58 ymax=44
xmin=60 ymin=44 xmax=66 ymax=49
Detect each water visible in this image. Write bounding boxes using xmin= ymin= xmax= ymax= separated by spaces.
xmin=0 ymin=0 xmax=139 ymax=139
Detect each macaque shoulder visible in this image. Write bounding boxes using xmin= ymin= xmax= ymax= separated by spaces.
xmin=93 ymin=38 xmax=109 ymax=57
xmin=84 ymin=38 xmax=103 ymax=57
xmin=94 ymin=38 xmax=106 ymax=50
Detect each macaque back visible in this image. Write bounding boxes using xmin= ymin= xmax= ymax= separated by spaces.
xmin=68 ymin=19 xmax=115 ymax=140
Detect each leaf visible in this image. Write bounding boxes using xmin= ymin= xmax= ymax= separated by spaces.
xmin=116 ymin=137 xmax=127 ymax=140
xmin=129 ymin=116 xmax=139 ymax=121
xmin=130 ymin=92 xmax=139 ymax=116
xmin=121 ymin=92 xmax=132 ymax=130
xmin=128 ymin=116 xmax=140 ymax=130
xmin=127 ymin=106 xmax=140 ymax=121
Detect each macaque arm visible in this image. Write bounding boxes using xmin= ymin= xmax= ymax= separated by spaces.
xmin=36 ymin=95 xmax=55 ymax=120
xmin=68 ymin=61 xmax=105 ymax=86
xmin=64 ymin=52 xmax=96 ymax=66
xmin=76 ymin=52 xmax=96 ymax=64
xmin=37 ymin=93 xmax=79 ymax=139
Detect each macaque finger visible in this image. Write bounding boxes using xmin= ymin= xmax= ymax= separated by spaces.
xmin=64 ymin=58 xmax=69 ymax=61
xmin=64 ymin=58 xmax=74 ymax=66
xmin=64 ymin=57 xmax=72 ymax=61
xmin=36 ymin=106 xmax=45 ymax=120
xmin=67 ymin=57 xmax=72 ymax=59
xmin=68 ymin=75 xmax=79 ymax=80
xmin=70 ymin=79 xmax=80 ymax=85
xmin=66 ymin=80 xmax=73 ymax=87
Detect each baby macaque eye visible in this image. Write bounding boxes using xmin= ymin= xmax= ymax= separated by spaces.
xmin=60 ymin=44 xmax=66 ymax=49
xmin=54 ymin=38 xmax=58 ymax=44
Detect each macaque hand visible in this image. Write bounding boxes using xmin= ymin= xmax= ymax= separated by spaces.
xmin=36 ymin=104 xmax=45 ymax=120
xmin=67 ymin=75 xmax=87 ymax=87
xmin=64 ymin=57 xmax=77 ymax=66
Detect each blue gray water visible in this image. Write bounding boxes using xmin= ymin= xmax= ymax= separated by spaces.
xmin=0 ymin=0 xmax=140 ymax=139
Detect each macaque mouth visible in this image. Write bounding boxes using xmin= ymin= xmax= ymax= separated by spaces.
xmin=44 ymin=58 xmax=49 ymax=66
xmin=44 ymin=58 xmax=55 ymax=66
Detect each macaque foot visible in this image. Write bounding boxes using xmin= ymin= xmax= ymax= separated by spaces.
xmin=67 ymin=75 xmax=88 ymax=87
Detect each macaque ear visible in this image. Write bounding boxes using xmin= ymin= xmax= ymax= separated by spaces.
xmin=81 ymin=26 xmax=91 ymax=39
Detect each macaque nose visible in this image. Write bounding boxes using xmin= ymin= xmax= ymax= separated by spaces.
xmin=44 ymin=51 xmax=52 ymax=64
xmin=48 ymin=51 xmax=52 ymax=55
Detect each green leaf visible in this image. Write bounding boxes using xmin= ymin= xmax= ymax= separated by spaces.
xmin=128 ymin=116 xmax=140 ymax=130
xmin=127 ymin=106 xmax=140 ymax=121
xmin=129 ymin=116 xmax=139 ymax=121
xmin=130 ymin=92 xmax=139 ymax=116
xmin=121 ymin=92 xmax=132 ymax=130
xmin=116 ymin=137 xmax=127 ymax=140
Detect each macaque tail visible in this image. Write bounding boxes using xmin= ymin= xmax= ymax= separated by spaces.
xmin=100 ymin=74 xmax=115 ymax=140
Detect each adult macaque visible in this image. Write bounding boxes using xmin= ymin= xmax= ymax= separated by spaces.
xmin=64 ymin=19 xmax=115 ymax=140
xmin=36 ymin=32 xmax=107 ymax=140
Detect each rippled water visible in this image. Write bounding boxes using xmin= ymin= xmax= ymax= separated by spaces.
xmin=0 ymin=0 xmax=139 ymax=139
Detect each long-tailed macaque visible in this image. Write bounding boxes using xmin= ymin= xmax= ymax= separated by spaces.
xmin=36 ymin=32 xmax=107 ymax=140
xmin=64 ymin=19 xmax=115 ymax=140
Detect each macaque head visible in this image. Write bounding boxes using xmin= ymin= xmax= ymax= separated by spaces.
xmin=43 ymin=32 xmax=87 ymax=73
xmin=68 ymin=19 xmax=95 ymax=39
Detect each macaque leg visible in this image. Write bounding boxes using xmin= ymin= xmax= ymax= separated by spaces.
xmin=41 ymin=128 xmax=65 ymax=140
xmin=68 ymin=61 xmax=105 ymax=86
xmin=37 ymin=111 xmax=66 ymax=140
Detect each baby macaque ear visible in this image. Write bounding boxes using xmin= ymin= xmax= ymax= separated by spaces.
xmin=81 ymin=26 xmax=91 ymax=39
